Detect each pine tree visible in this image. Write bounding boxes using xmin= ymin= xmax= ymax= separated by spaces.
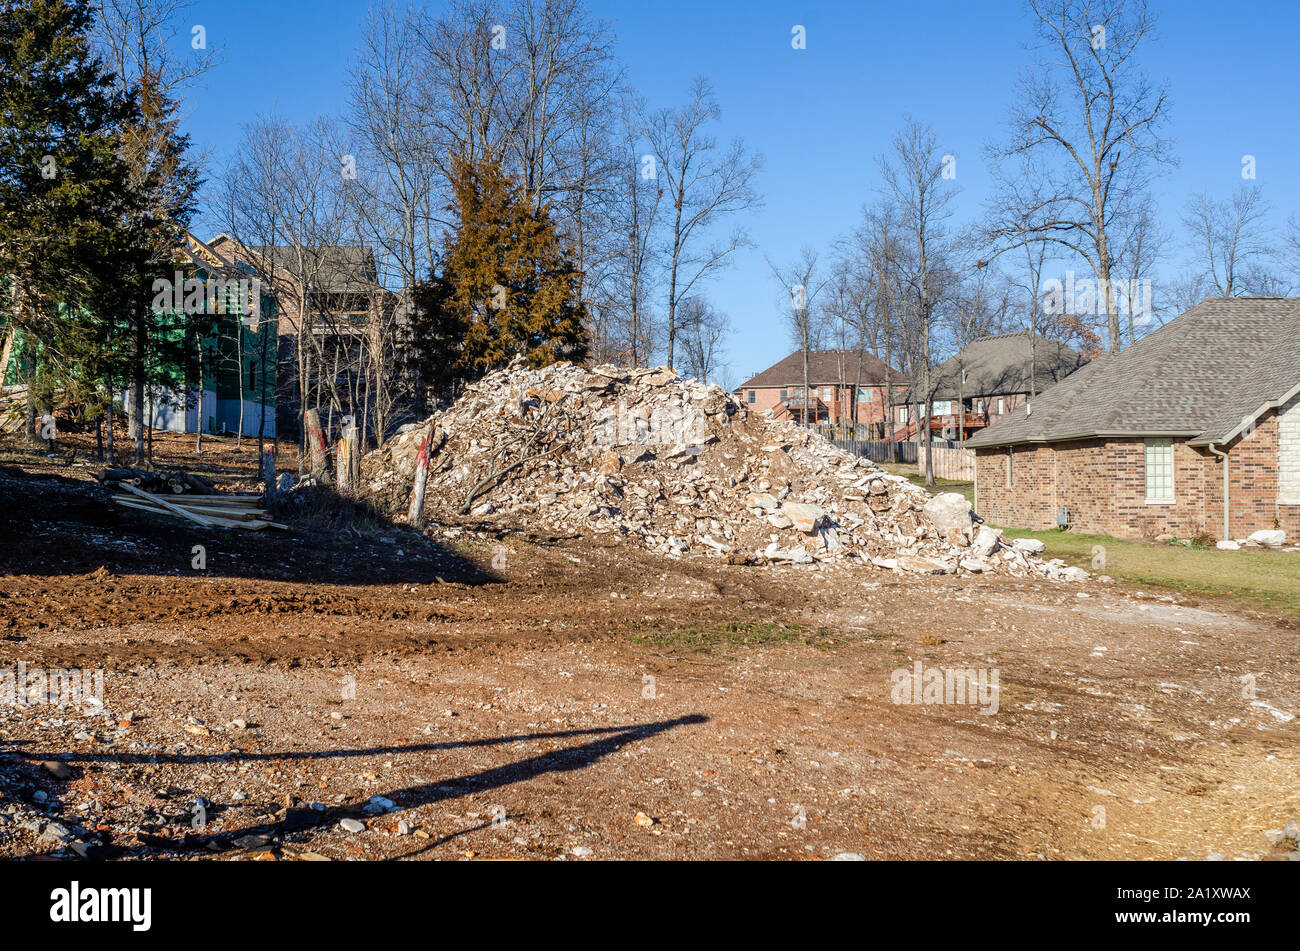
xmin=0 ymin=0 xmax=136 ymax=441
xmin=413 ymin=155 xmax=588 ymax=399
xmin=0 ymin=1 xmax=198 ymax=463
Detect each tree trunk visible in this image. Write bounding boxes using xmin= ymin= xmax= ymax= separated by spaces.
xmin=304 ymin=408 xmax=327 ymax=478
xmin=406 ymin=424 xmax=434 ymax=528
xmin=133 ymin=309 xmax=146 ymax=464
xmin=105 ymin=380 xmax=117 ymax=467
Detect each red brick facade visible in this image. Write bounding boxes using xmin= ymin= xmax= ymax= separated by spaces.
xmin=973 ymin=406 xmax=1300 ymax=541
xmin=742 ymin=383 xmax=898 ymax=428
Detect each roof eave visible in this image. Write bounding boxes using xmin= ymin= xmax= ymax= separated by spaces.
xmin=970 ymin=429 xmax=1203 ymax=449
xmin=1189 ymin=380 xmax=1300 ymax=446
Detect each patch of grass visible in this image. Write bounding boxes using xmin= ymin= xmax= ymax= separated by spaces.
xmin=998 ymin=526 xmax=1300 ymax=618
xmin=877 ymin=463 xmax=974 ymax=505
xmin=633 ymin=620 xmax=840 ymax=652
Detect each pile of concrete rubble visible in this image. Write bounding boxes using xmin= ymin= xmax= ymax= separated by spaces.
xmin=362 ymin=359 xmax=1086 ymax=580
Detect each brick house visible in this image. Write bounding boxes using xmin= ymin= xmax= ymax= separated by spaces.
xmin=966 ymin=298 xmax=1300 ymax=542
xmin=735 ymin=350 xmax=904 ymax=436
xmin=891 ymin=331 xmax=1085 ymax=441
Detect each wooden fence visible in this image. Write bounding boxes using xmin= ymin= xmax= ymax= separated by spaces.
xmin=802 ymin=425 xmax=976 ymax=480
xmin=920 ymin=445 xmax=977 ymax=481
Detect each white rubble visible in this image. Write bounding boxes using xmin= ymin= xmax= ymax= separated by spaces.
xmin=362 ymin=358 xmax=1084 ymax=580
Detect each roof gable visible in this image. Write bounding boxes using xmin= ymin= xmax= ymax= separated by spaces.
xmin=737 ymin=349 xmax=903 ymax=390
xmin=967 ymin=298 xmax=1300 ymax=448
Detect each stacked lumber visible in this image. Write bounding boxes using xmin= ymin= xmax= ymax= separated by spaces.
xmin=107 ymin=481 xmax=287 ymax=531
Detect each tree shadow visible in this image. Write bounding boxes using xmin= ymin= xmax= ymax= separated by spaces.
xmin=16 ymin=715 xmax=709 ymax=859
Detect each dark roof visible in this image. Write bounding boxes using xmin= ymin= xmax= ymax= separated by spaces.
xmin=251 ymin=245 xmax=379 ymax=295
xmin=967 ymin=297 xmax=1300 ymax=448
xmin=895 ymin=331 xmax=1084 ymax=404
xmin=208 ymin=236 xmax=381 ymax=295
xmin=737 ymin=350 xmax=902 ymax=390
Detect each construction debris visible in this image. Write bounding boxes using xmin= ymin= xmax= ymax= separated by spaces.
xmin=100 ymin=471 xmax=286 ymax=531
xmin=363 ymin=358 xmax=1085 ymax=580
xmin=96 ymin=467 xmax=217 ymax=495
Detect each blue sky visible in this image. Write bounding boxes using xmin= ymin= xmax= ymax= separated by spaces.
xmin=183 ymin=0 xmax=1300 ymax=385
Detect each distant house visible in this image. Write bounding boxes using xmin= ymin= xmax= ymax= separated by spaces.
xmin=207 ymin=236 xmax=416 ymax=439
xmin=966 ymin=298 xmax=1300 ymax=542
xmin=892 ymin=331 xmax=1086 ymax=442
xmin=0 ymin=233 xmax=279 ymax=439
xmin=735 ymin=350 xmax=904 ymax=436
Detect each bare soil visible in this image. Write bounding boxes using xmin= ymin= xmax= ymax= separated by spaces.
xmin=0 ymin=430 xmax=1296 ymax=861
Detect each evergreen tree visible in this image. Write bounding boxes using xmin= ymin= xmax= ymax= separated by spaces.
xmin=0 ymin=0 xmax=136 ymax=440
xmin=0 ymin=1 xmax=197 ymax=462
xmin=413 ymin=155 xmax=588 ymax=399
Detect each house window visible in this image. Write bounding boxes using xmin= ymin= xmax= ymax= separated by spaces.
xmin=779 ymin=389 xmax=788 ymax=401
xmin=746 ymin=390 xmax=756 ymax=404
xmin=933 ymin=400 xmax=952 ymax=415
xmin=821 ymin=387 xmax=832 ymax=401
xmin=858 ymin=387 xmax=872 ymax=402
xmin=1145 ymin=439 xmax=1174 ymax=502
xmin=898 ymin=406 xmax=909 ymax=424
xmin=997 ymin=398 xmax=1005 ymax=415
xmin=1005 ymin=449 xmax=1013 ymax=488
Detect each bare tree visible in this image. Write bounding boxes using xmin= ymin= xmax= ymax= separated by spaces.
xmin=677 ymin=296 xmax=728 ymax=384
xmin=988 ymin=0 xmax=1173 ymax=354
xmin=1113 ymin=195 xmax=1168 ymax=340
xmin=216 ymin=116 xmax=362 ymax=469
xmin=1180 ymin=185 xmax=1278 ymax=299
xmin=645 ymin=77 xmax=762 ymax=370
xmin=591 ymin=93 xmax=662 ymax=365
xmin=95 ymin=0 xmax=223 ymax=102
xmin=767 ymin=248 xmax=827 ymax=426
xmin=848 ymin=201 xmax=909 ymax=443
xmin=878 ymin=116 xmax=958 ymax=486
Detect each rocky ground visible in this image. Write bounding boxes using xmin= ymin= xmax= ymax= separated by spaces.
xmin=0 ymin=444 xmax=1297 ymax=862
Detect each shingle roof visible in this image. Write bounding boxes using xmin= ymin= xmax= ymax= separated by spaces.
xmin=966 ymin=298 xmax=1300 ymax=448
xmin=208 ymin=236 xmax=381 ymax=295
xmin=895 ymin=331 xmax=1084 ymax=403
xmin=737 ymin=350 xmax=903 ymax=390
xmin=250 ymin=245 xmax=379 ymax=295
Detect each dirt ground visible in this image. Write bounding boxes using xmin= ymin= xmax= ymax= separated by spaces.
xmin=1 ymin=429 xmax=1297 ymax=861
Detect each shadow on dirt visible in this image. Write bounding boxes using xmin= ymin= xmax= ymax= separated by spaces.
xmin=0 ymin=466 xmax=492 ymax=587
xmin=11 ymin=714 xmax=710 ymax=859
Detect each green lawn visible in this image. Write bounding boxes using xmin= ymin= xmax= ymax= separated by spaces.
xmin=871 ymin=465 xmax=1298 ymax=617
xmin=998 ymin=526 xmax=1300 ymax=619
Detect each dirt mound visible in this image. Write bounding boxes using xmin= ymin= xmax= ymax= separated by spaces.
xmin=362 ymin=358 xmax=1083 ymax=579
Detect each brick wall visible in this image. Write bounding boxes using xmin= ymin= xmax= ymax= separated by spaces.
xmin=974 ymin=406 xmax=1300 ymax=540
xmin=742 ymin=384 xmax=895 ymax=425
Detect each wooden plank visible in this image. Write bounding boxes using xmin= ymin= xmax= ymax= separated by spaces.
xmin=116 ymin=498 xmax=269 ymax=530
xmin=111 ymin=493 xmax=260 ymax=508
xmin=111 ymin=497 xmax=266 ymax=520
xmin=116 ymin=482 xmax=215 ymax=527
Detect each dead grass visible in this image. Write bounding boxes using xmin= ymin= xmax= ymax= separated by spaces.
xmin=633 ymin=620 xmax=841 ymax=652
